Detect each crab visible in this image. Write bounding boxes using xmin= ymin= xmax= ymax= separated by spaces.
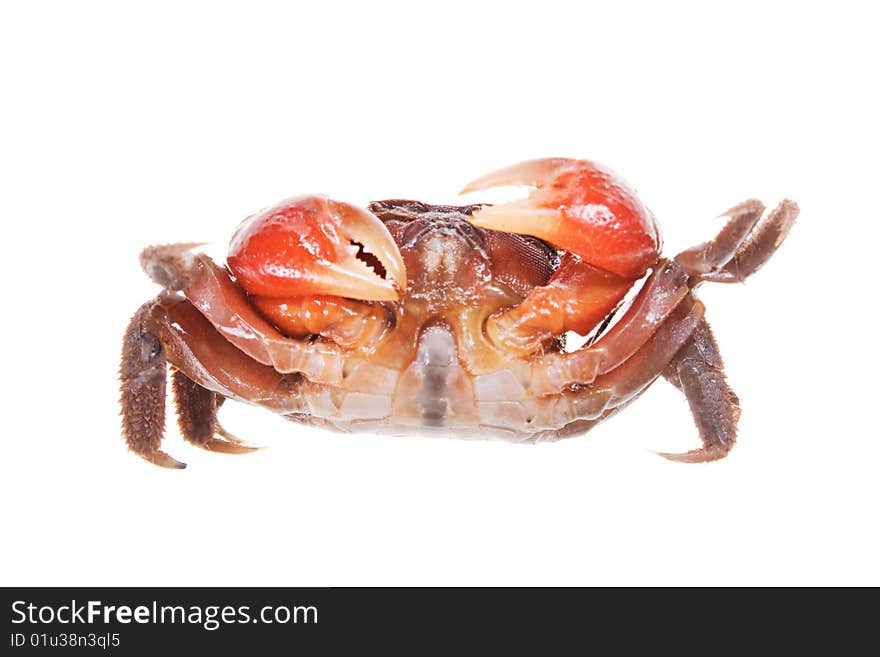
xmin=120 ymin=158 xmax=798 ymax=468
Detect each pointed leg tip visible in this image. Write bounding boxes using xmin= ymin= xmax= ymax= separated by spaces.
xmin=215 ymin=426 xmax=265 ymax=451
xmin=775 ymin=199 xmax=800 ymax=229
xmin=779 ymin=198 xmax=800 ymax=213
xmin=140 ymin=450 xmax=187 ymax=469
xmin=216 ymin=426 xmax=253 ymax=443
xmin=655 ymin=445 xmax=732 ymax=464
xmin=202 ymin=437 xmax=263 ymax=455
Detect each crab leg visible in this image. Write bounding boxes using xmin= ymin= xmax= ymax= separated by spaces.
xmin=182 ymin=256 xmax=347 ymax=382
xmin=675 ymin=200 xmax=765 ymax=275
xmin=120 ymin=301 xmax=183 ymax=469
xmin=532 ymin=197 xmax=792 ymax=395
xmin=536 ymin=295 xmax=704 ymax=438
xmin=529 ymin=260 xmax=691 ymax=395
xmin=591 ymin=294 xmax=705 ymax=405
xmin=659 ymin=318 xmax=741 ymax=463
xmin=140 ymin=248 xmax=349 ymax=384
xmin=148 ymin=294 xmax=302 ymax=412
xmin=542 ymin=200 xmax=798 ymax=393
xmin=563 ymin=294 xmax=704 ymax=415
xmin=678 ymin=199 xmax=799 ymax=282
xmin=171 ymin=370 xmax=260 ymax=455
xmin=120 ymin=296 xmax=297 ymax=468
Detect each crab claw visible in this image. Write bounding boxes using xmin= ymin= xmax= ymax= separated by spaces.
xmin=462 ymin=158 xmax=661 ymax=279
xmin=227 ymin=195 xmax=407 ymax=301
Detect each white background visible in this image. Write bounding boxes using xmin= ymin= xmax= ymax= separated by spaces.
xmin=2 ymin=1 xmax=877 ymax=586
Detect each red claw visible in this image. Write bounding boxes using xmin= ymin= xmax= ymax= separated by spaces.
xmin=227 ymin=195 xmax=407 ymax=301
xmin=463 ymin=158 xmax=661 ymax=279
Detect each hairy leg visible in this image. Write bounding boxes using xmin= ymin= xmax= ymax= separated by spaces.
xmin=121 ymin=295 xmax=299 ymax=468
xmin=171 ymin=370 xmax=259 ymax=454
xmin=659 ymin=318 xmax=741 ymax=463
xmin=675 ymin=200 xmax=765 ymax=274
xmin=119 ymin=301 xmax=185 ymax=469
xmin=677 ymin=199 xmax=799 ymax=283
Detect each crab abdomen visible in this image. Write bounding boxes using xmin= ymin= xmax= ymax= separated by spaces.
xmin=285 ymin=292 xmax=703 ymax=439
